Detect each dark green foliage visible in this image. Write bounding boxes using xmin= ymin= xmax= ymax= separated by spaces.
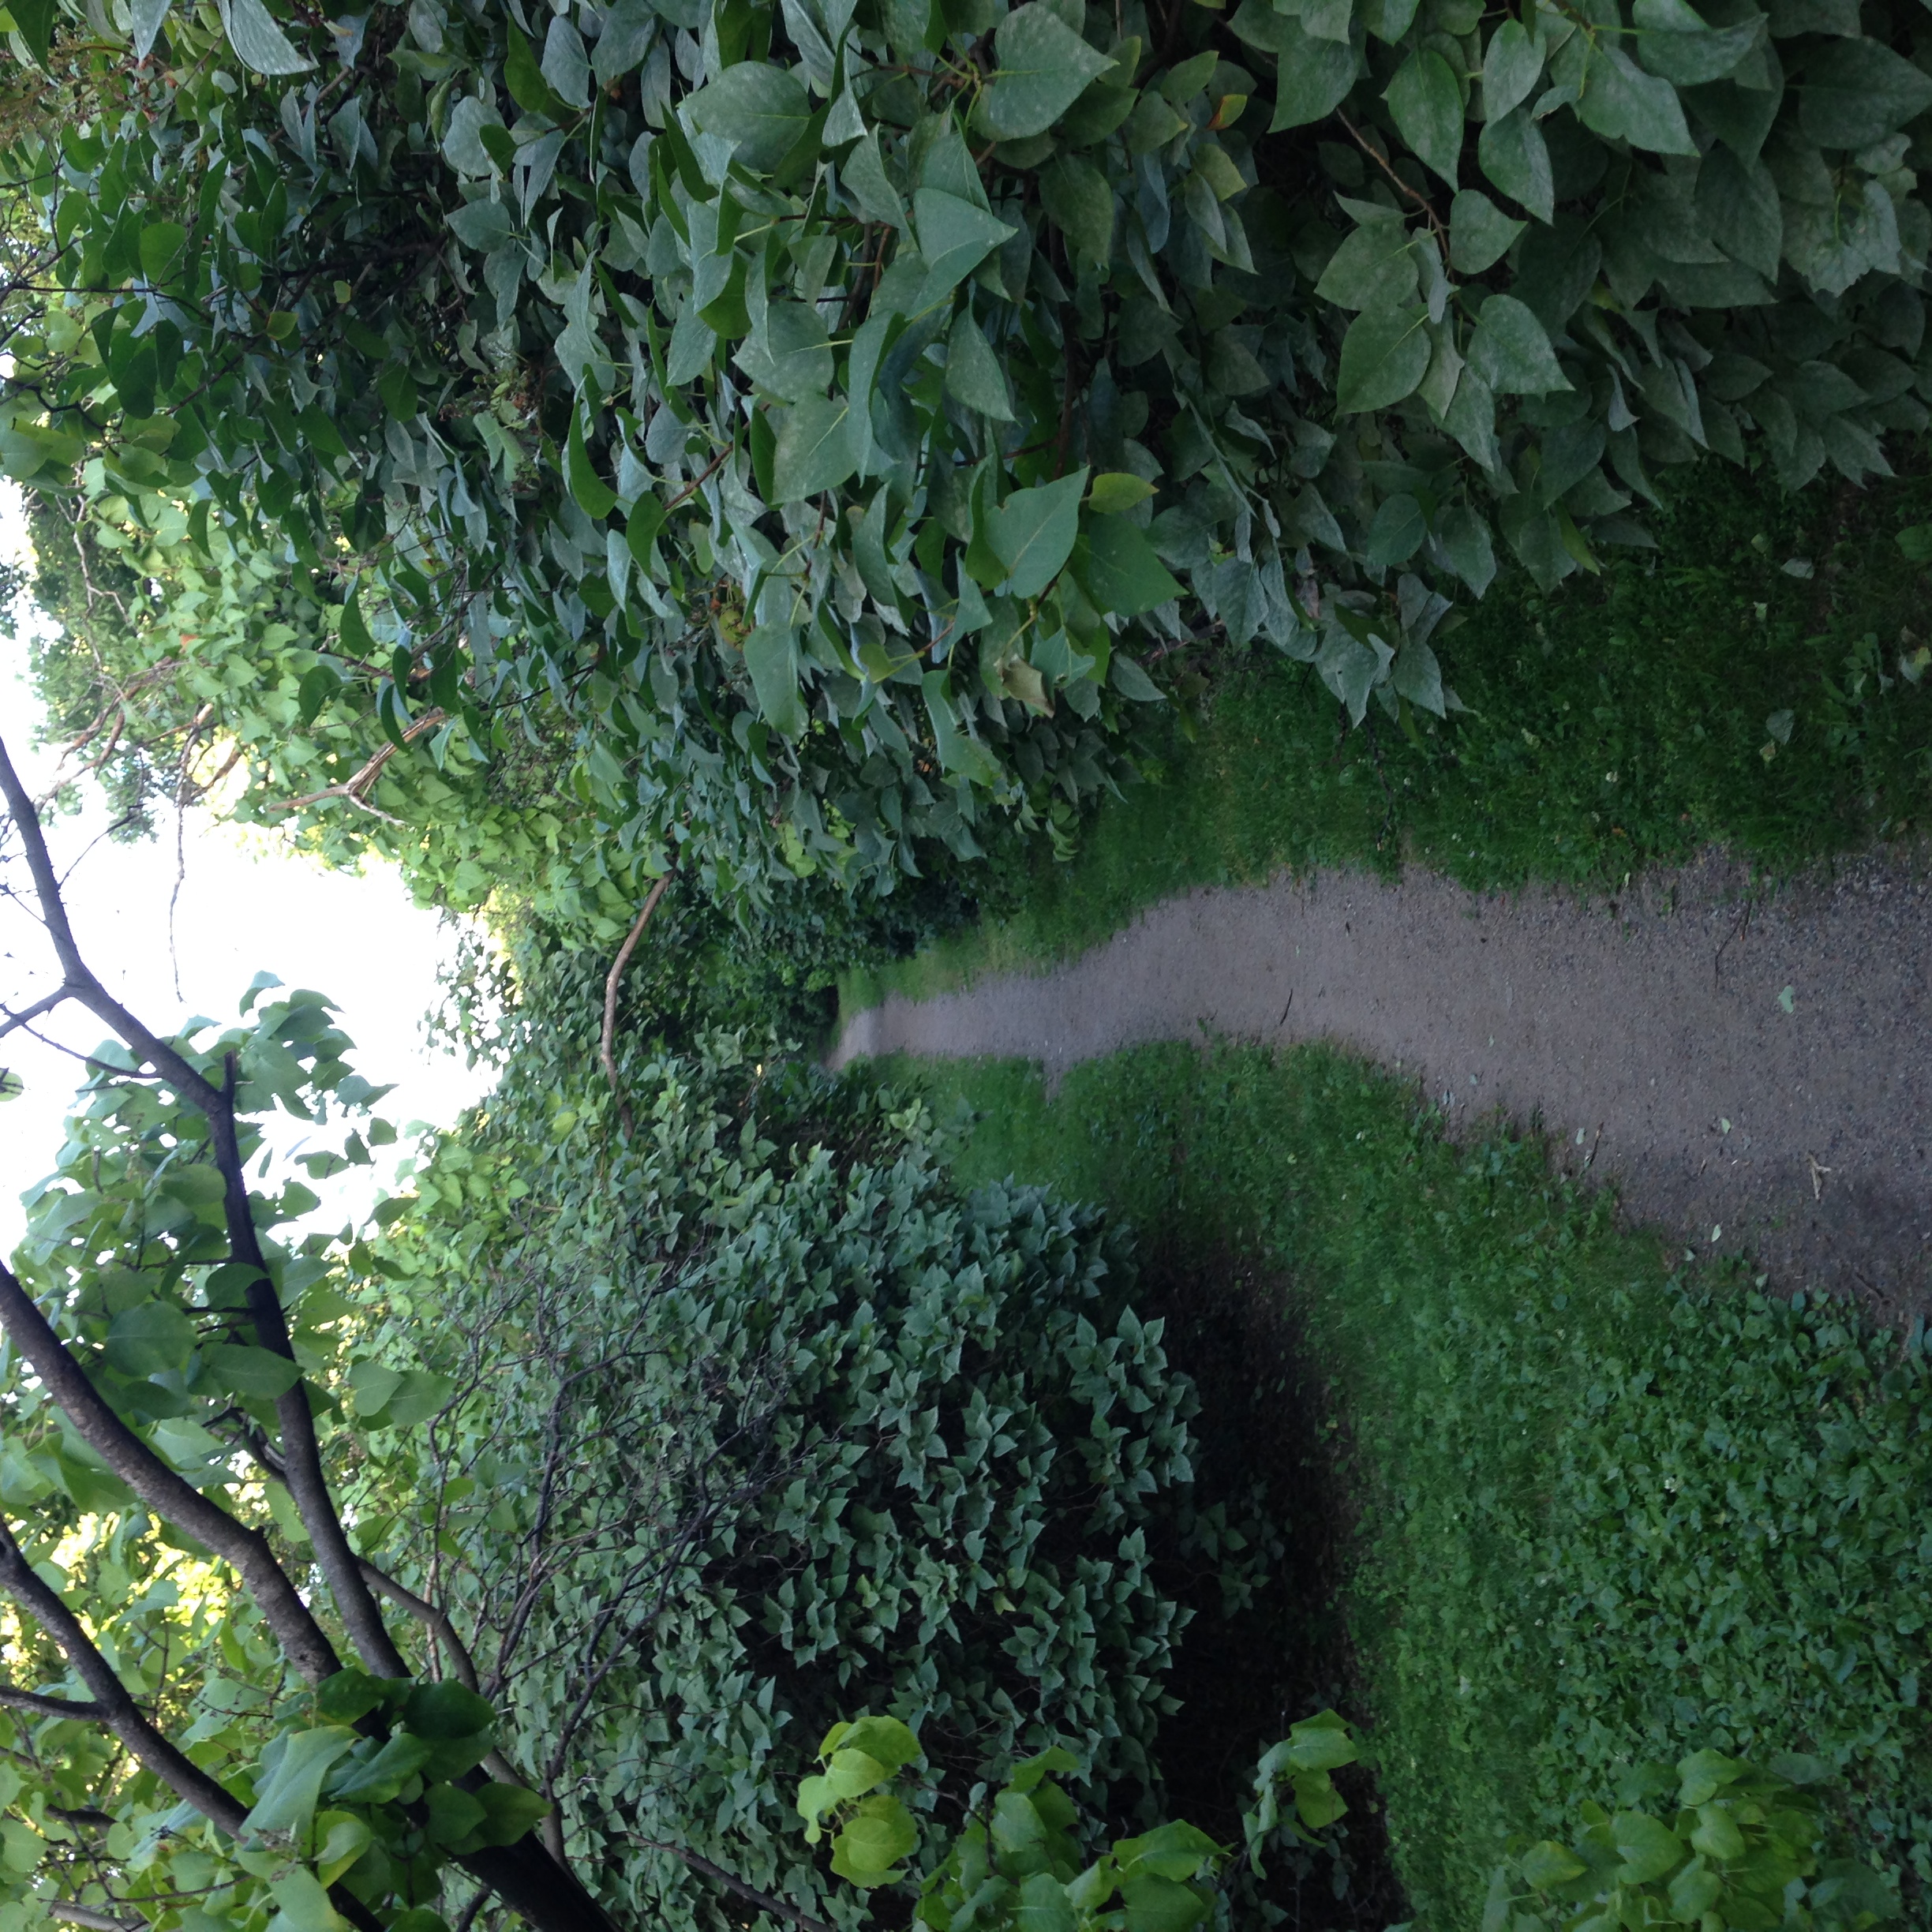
xmin=886 ymin=1043 xmax=1932 ymax=1928
xmin=349 ymin=1003 xmax=1207 ymax=1930
xmin=13 ymin=0 xmax=1932 ymax=912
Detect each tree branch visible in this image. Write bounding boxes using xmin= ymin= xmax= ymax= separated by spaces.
xmin=0 ymin=1523 xmax=251 ymax=1835
xmin=0 ymin=1257 xmax=343 ymax=1684
xmin=631 ymin=1840 xmax=837 ymax=1932
xmin=0 ymin=731 xmax=407 ymax=1683
xmin=599 ymin=872 xmax=673 ymax=1136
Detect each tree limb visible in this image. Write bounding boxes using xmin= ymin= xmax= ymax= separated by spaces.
xmin=50 ymin=1902 xmax=140 ymax=1931
xmin=0 ymin=1257 xmax=343 ymax=1683
xmin=0 ymin=1523 xmax=251 ymax=1835
xmin=599 ymin=872 xmax=673 ymax=1136
xmin=0 ymin=731 xmax=407 ymax=1683
xmin=0 ymin=1687 xmax=103 ymax=1722
xmin=631 ymin=1840 xmax=837 ymax=1932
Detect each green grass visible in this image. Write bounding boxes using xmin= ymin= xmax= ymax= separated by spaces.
xmin=875 ymin=1045 xmax=1932 ymax=1930
xmin=845 ymin=459 xmax=1932 ymax=1012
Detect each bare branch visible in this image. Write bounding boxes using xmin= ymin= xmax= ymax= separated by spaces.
xmin=599 ymin=872 xmax=674 ymax=1136
xmin=0 ymin=990 xmax=73 ymax=1045
xmin=631 ymin=1840 xmax=837 ymax=1932
xmin=0 ymin=1687 xmax=104 ymax=1722
xmin=50 ymin=1902 xmax=140 ymax=1931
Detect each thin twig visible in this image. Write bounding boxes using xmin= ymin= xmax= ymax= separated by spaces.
xmin=631 ymin=1840 xmax=837 ymax=1932
xmin=1335 ymin=110 xmax=1447 ymax=240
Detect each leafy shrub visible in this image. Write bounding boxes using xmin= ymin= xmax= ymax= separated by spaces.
xmin=12 ymin=0 xmax=1932 ymax=903
xmin=794 ymin=1706 xmax=1363 ymax=1928
xmin=1487 ymin=1750 xmax=1899 ymax=1930
xmin=349 ymin=1026 xmax=1205 ymax=1930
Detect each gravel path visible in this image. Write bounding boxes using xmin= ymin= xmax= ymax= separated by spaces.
xmin=832 ymin=851 xmax=1932 ymax=1322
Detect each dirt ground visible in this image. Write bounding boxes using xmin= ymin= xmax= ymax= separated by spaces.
xmin=832 ymin=848 xmax=1932 ymax=1324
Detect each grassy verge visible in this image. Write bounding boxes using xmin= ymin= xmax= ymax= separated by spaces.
xmin=874 ymin=1045 xmax=1932 ymax=1930
xmin=845 ymin=461 xmax=1932 ymax=1013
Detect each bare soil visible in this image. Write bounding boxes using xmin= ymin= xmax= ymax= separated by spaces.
xmin=833 ymin=848 xmax=1932 ymax=1324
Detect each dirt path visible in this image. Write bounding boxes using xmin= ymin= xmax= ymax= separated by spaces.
xmin=832 ymin=850 xmax=1932 ymax=1322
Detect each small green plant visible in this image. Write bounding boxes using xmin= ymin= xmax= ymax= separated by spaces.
xmin=795 ymin=1710 xmax=1365 ymax=1930
xmin=1485 ymin=1749 xmax=1899 ymax=1930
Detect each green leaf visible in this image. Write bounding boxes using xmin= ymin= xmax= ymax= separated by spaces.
xmin=404 ymin=1679 xmax=496 ymax=1741
xmin=139 ymin=221 xmax=187 ymax=282
xmin=1015 ymin=1872 xmax=1076 ymax=1932
xmin=107 ymin=1301 xmax=196 ymax=1377
xmin=425 ymin=1781 xmax=489 ymax=1848
xmin=218 ymin=0 xmax=313 ymax=73
xmin=1436 ymin=503 xmax=1496 ymax=593
xmin=448 ymin=200 xmax=515 ymax=253
xmin=736 ymin=301 xmax=834 ymax=404
xmin=131 ymin=0 xmax=172 ymax=58
xmin=1573 ymin=44 xmax=1696 ymax=153
xmin=1366 ymin=493 xmax=1426 ymax=566
xmin=913 ymin=189 xmax=1020 ymax=298
xmin=266 ymin=1869 xmax=340 ymax=1932
xmin=313 ymin=1812 xmax=371 ymax=1887
xmin=1482 ymin=18 xmax=1544 ymax=122
xmin=503 ymin=23 xmax=565 ymax=114
xmin=592 ymin=0 xmax=654 ymax=84
xmin=1335 ymin=304 xmax=1430 ymax=411
xmin=743 ymin=623 xmax=810 ymax=737
xmin=831 ymin=1795 xmax=918 ymax=1884
xmin=386 ymin=1368 xmax=454 ymax=1427
xmin=1270 ymin=18 xmax=1358 ymax=129
xmin=990 ymin=470 xmax=1088 ymax=596
xmin=945 ymin=312 xmax=1015 ymax=420
xmin=1109 ymin=653 xmax=1163 ymax=701
xmin=1385 ymin=49 xmax=1463 ymax=185
xmin=1087 ymin=473 xmax=1156 ymax=514
xmin=1689 ymin=1803 xmax=1746 ymax=1862
xmin=9 ymin=0 xmax=55 ymax=65
xmin=1449 ymin=189 xmax=1524 ymax=273
xmin=1039 ymin=155 xmax=1115 ymax=266
xmin=1800 ymin=38 xmax=1932 ymax=150
xmin=473 ymin=1782 xmax=551 ymax=1848
xmin=315 ymin=1669 xmax=390 ymax=1726
xmin=203 ymin=1342 xmax=302 ymax=1399
xmin=1076 ymin=519 xmax=1183 ymax=615
xmin=540 ymin=15 xmax=590 ymax=109
xmin=245 ymin=1728 xmax=360 ymax=1837
xmin=1284 ymin=1711 xmax=1358 ymax=1771
xmin=1466 ymin=294 xmax=1569 ymax=395
xmin=1694 ymin=145 xmax=1781 ymax=277
xmin=1631 ymin=0 xmax=1764 ymax=86
xmin=326 ymin=1733 xmax=435 ymax=1805
xmin=685 ymin=65 xmax=813 ymax=172
xmin=772 ymin=396 xmax=857 ymax=501
xmin=1517 ymin=1840 xmax=1588 ymax=1890
xmin=923 ymin=672 xmax=1004 ymax=782
xmin=1477 ymin=107 xmax=1553 ymax=223
xmin=1314 ymin=216 xmax=1420 ymax=310
xmin=1612 ymin=1810 xmax=1688 ymax=1885
xmin=565 ymin=407 xmax=617 ymax=519
xmin=1118 ymin=1872 xmax=1208 ymax=1932
xmin=979 ymin=4 xmax=1114 ymax=140
xmin=834 ymin=1715 xmax=923 ymax=1773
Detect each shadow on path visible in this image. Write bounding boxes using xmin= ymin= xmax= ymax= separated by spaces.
xmin=833 ymin=850 xmax=1932 ymax=1323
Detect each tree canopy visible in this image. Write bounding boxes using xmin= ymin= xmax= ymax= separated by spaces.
xmin=6 ymin=0 xmax=1930 ymax=932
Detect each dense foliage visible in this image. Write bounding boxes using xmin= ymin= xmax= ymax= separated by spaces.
xmin=10 ymin=0 xmax=1932 ymax=916
xmin=905 ymin=1042 xmax=1932 ymax=1929
xmin=1487 ymin=1750 xmax=1899 ymax=1929
xmin=331 ymin=968 xmax=1231 ymax=1930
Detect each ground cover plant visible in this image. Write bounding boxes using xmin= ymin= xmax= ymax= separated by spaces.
xmin=871 ymin=1041 xmax=1932 ymax=1930
xmin=843 ymin=451 xmax=1932 ymax=1009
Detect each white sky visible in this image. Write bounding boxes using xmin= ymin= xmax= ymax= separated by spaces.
xmin=0 ymin=485 xmax=493 ymax=1254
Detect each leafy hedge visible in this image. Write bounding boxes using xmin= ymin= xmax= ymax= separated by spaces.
xmin=10 ymin=0 xmax=1932 ymax=906
xmin=345 ymin=1020 xmax=1208 ymax=1930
